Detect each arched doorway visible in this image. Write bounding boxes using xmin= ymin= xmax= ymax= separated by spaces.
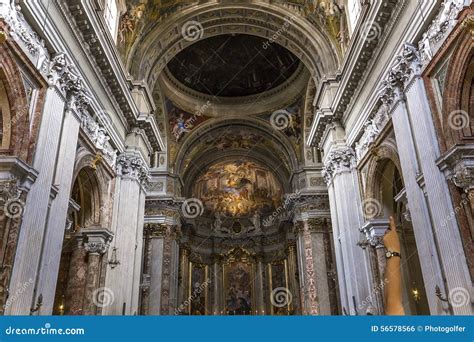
xmin=377 ymin=159 xmax=430 ymax=315
xmin=53 ymin=167 xmax=101 ymax=315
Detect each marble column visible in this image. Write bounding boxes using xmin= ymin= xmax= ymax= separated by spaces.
xmin=322 ymin=143 xmax=372 ymax=315
xmin=211 ymin=258 xmax=222 ymax=315
xmin=144 ymin=223 xmax=180 ymax=315
xmin=307 ymin=218 xmax=332 ymax=315
xmin=287 ymin=242 xmax=300 ymax=314
xmin=360 ymin=219 xmax=390 ymax=314
xmin=295 ymin=220 xmax=318 ymax=315
xmin=102 ymin=153 xmax=149 ymax=315
xmin=64 ymin=235 xmax=87 ymax=315
xmin=177 ymin=246 xmax=190 ymax=311
xmin=82 ymin=228 xmax=113 ymax=315
xmin=255 ymin=255 xmax=265 ymax=315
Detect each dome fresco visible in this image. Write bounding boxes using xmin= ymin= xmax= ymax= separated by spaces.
xmin=167 ymin=34 xmax=300 ymax=97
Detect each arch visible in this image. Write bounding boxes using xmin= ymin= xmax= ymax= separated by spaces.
xmin=442 ymin=26 xmax=474 ymax=148
xmin=364 ymin=139 xmax=402 ymax=213
xmin=174 ymin=117 xmax=299 ymax=188
xmin=126 ymin=3 xmax=339 ymax=90
xmin=0 ymin=53 xmax=29 ymax=160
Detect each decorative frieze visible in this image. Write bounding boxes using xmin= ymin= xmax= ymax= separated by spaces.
xmin=81 ymin=113 xmax=117 ymax=167
xmin=355 ymin=43 xmax=422 ymax=161
xmin=115 ymin=153 xmax=150 ymax=186
xmin=418 ymin=0 xmax=466 ymax=65
xmin=48 ymin=53 xmax=91 ymax=112
xmin=322 ymin=147 xmax=356 ymax=185
xmin=0 ymin=1 xmax=50 ymax=73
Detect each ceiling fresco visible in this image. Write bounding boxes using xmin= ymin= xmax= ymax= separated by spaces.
xmin=118 ymin=0 xmax=197 ymax=58
xmin=193 ymin=160 xmax=283 ymax=217
xmin=166 ymin=34 xmax=301 ymax=97
xmin=118 ymin=1 xmax=348 ymax=65
xmin=166 ymin=98 xmax=210 ymax=142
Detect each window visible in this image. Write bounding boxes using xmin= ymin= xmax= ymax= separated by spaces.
xmin=0 ymin=78 xmax=11 ymax=149
xmin=347 ymin=0 xmax=361 ymax=35
xmin=104 ymin=0 xmax=119 ymax=42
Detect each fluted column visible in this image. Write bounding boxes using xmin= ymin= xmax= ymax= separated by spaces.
xmin=36 ymin=103 xmax=83 ymax=315
xmin=6 ymin=54 xmax=72 ymax=315
xmin=380 ymin=43 xmax=470 ymax=314
xmin=102 ymin=152 xmax=149 ymax=315
xmin=322 ymin=142 xmax=371 ymax=315
xmin=402 ymin=45 xmax=472 ymax=315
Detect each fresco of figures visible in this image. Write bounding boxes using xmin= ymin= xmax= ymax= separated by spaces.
xmin=166 ymin=99 xmax=209 ymax=142
xmin=194 ymin=160 xmax=282 ymax=217
xmin=224 ymin=262 xmax=253 ymax=315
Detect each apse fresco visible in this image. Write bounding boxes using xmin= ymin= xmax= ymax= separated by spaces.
xmin=224 ymin=262 xmax=253 ymax=315
xmin=194 ymin=161 xmax=282 ymax=217
xmin=166 ymin=99 xmax=209 ymax=142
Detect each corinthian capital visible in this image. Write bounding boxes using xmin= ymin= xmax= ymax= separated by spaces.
xmin=115 ymin=153 xmax=150 ymax=186
xmin=379 ymin=43 xmax=422 ymax=109
xmin=48 ymin=53 xmax=91 ymax=112
xmin=322 ymin=146 xmax=356 ymax=185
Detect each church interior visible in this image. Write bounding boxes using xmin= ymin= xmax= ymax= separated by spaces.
xmin=0 ymin=0 xmax=472 ymax=316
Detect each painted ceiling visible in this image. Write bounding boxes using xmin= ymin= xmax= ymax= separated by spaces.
xmin=166 ymin=34 xmax=301 ymax=97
